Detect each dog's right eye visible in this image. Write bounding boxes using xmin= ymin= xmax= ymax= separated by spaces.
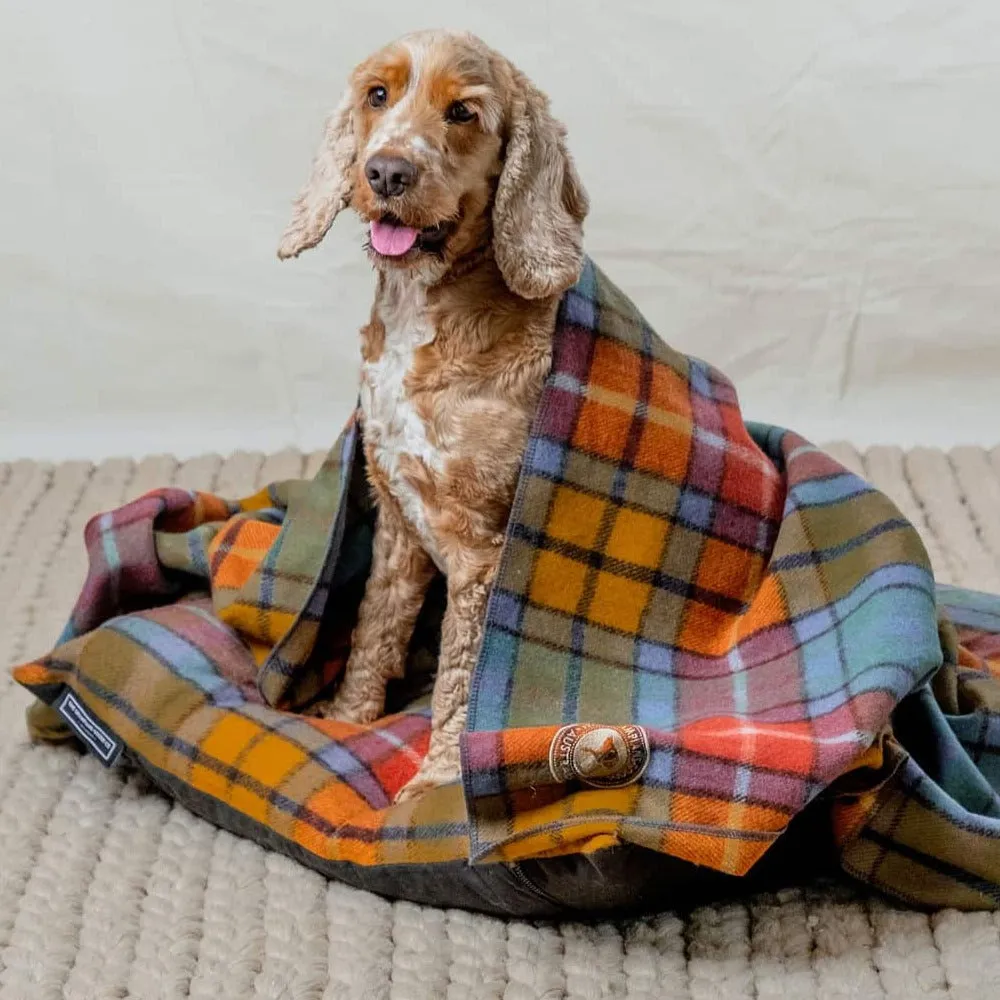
xmin=367 ymin=86 xmax=388 ymax=109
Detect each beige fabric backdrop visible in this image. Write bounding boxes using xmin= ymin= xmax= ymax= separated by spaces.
xmin=2 ymin=1 xmax=999 ymax=460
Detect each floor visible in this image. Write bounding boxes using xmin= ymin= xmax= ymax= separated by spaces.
xmin=1 ymin=444 xmax=1000 ymax=999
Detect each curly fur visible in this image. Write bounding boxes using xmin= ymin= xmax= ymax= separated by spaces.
xmin=278 ymin=29 xmax=588 ymax=800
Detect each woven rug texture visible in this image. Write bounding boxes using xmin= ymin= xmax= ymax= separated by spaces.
xmin=2 ymin=444 xmax=1000 ymax=999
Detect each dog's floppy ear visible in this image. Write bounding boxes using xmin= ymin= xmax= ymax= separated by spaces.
xmin=277 ymin=88 xmax=357 ymax=260
xmin=492 ymin=73 xmax=589 ymax=299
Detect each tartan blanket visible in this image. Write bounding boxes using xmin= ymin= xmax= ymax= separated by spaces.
xmin=12 ymin=258 xmax=1000 ymax=909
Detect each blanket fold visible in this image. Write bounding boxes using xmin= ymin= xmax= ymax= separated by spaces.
xmin=12 ymin=259 xmax=1000 ymax=909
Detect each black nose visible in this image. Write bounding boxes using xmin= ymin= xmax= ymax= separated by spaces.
xmin=365 ymin=156 xmax=417 ymax=198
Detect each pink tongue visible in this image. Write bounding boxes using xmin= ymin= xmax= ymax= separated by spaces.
xmin=370 ymin=220 xmax=418 ymax=256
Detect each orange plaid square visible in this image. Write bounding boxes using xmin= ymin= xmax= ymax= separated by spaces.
xmin=589 ymin=571 xmax=651 ymax=634
xmin=606 ymin=507 xmax=669 ymax=570
xmin=296 ymin=783 xmax=373 ymax=860
xmin=530 ymin=550 xmax=587 ymax=616
xmin=218 ymin=602 xmax=295 ymax=650
xmin=547 ymin=486 xmax=606 ymax=550
xmin=198 ymin=713 xmax=261 ymax=765
xmin=589 ymin=338 xmax=641 ymax=397
xmin=648 ymin=363 xmax=692 ymax=420
xmin=634 ymin=419 xmax=691 ymax=482
xmin=228 ymin=733 xmax=310 ymax=823
xmin=678 ymin=600 xmax=735 ymax=656
xmin=735 ymin=576 xmax=787 ymax=639
xmin=696 ymin=538 xmax=763 ymax=602
xmin=189 ymin=713 xmax=263 ymax=801
xmin=239 ymin=733 xmax=309 ymax=787
xmin=574 ymin=399 xmax=632 ymax=461
xmin=209 ymin=519 xmax=281 ymax=591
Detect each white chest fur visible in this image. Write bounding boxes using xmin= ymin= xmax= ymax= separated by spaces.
xmin=360 ymin=279 xmax=446 ymax=570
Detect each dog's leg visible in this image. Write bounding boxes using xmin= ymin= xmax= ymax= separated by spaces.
xmin=316 ymin=504 xmax=434 ymax=724
xmin=394 ymin=552 xmax=499 ymax=802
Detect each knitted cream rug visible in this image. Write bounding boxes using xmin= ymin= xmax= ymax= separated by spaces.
xmin=2 ymin=445 xmax=1000 ymax=1000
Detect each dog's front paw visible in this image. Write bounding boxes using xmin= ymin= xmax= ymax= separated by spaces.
xmin=394 ymin=754 xmax=461 ymax=804
xmin=310 ymin=683 xmax=385 ymax=725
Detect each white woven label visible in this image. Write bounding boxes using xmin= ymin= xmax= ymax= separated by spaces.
xmin=56 ymin=690 xmax=123 ymax=767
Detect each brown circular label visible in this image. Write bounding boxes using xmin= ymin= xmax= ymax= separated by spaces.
xmin=548 ymin=724 xmax=650 ymax=788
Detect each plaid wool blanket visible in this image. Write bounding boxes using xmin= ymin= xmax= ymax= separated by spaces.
xmin=13 ymin=259 xmax=1000 ymax=909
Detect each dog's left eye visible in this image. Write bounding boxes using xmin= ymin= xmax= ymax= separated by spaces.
xmin=446 ymin=101 xmax=475 ymax=124
xmin=368 ymin=86 xmax=388 ymax=108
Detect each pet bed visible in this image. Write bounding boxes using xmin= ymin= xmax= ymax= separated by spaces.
xmin=12 ymin=260 xmax=1000 ymax=914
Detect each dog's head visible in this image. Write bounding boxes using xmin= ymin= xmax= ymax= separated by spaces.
xmin=277 ymin=30 xmax=589 ymax=299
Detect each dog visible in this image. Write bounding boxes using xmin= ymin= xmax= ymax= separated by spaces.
xmin=278 ymin=30 xmax=589 ymax=802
